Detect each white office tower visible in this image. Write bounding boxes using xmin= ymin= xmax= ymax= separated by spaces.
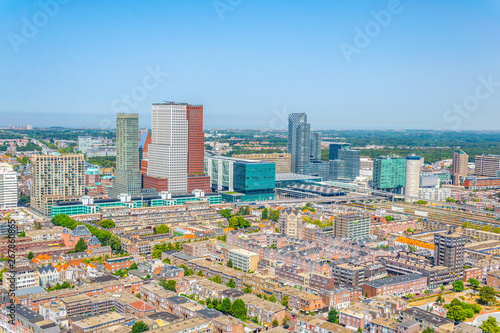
xmin=147 ymin=102 xmax=188 ymax=196
xmin=405 ymin=156 xmax=421 ymax=197
xmin=0 ymin=164 xmax=17 ymax=209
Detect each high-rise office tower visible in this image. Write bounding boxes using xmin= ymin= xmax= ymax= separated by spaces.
xmin=329 ymin=142 xmax=351 ymax=160
xmin=0 ymin=164 xmax=17 ymax=210
xmin=338 ymin=149 xmax=361 ymax=180
xmin=185 ymin=104 xmax=211 ymax=193
xmin=434 ymin=232 xmax=466 ymax=281
xmin=145 ymin=102 xmax=210 ymax=196
xmin=310 ymin=132 xmax=322 ymax=162
xmin=109 ymin=113 xmax=142 ymax=198
xmin=372 ymin=155 xmax=406 ymax=193
xmin=405 ymin=155 xmax=421 ymax=197
xmin=474 ymin=154 xmax=500 ymax=177
xmin=288 ymin=113 xmax=310 ymax=173
xmin=452 ymin=150 xmax=468 ymax=185
xmin=31 ymin=154 xmax=85 ymax=216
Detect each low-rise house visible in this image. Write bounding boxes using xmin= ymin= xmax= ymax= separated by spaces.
xmin=400 ymin=308 xmax=454 ymax=332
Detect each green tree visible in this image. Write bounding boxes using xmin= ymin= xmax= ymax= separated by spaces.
xmin=268 ymin=210 xmax=280 ymax=221
xmin=74 ymin=238 xmax=87 ymax=253
xmin=446 ymin=305 xmax=466 ymax=321
xmin=0 ymin=267 xmax=8 ymax=281
xmin=436 ymin=295 xmax=445 ymax=304
xmin=210 ymin=275 xmax=222 ymax=284
xmin=226 ymin=278 xmax=236 ymax=288
xmin=281 ymin=295 xmax=289 ymax=308
xmin=480 ymin=316 xmax=500 ymax=333
xmin=230 ymin=299 xmax=247 ymax=319
xmin=479 ymin=286 xmax=497 ymax=305
xmin=243 ymin=285 xmax=252 ymax=293
xmin=131 ymin=321 xmax=149 ymax=333
xmin=272 ymin=319 xmax=279 ymax=327
xmin=440 ymin=285 xmax=445 ymax=292
xmin=109 ymin=234 xmax=121 ymax=251
xmin=385 ymin=215 xmax=395 ymax=222
xmin=482 ymin=225 xmax=493 ymax=232
xmin=464 ymin=308 xmax=474 ymax=318
xmin=422 ymin=328 xmax=434 ymax=333
xmin=452 ymin=280 xmax=464 ymax=292
xmin=327 ymin=308 xmax=339 ymax=324
xmin=27 ymin=251 xmax=34 ymax=260
xmin=155 ymin=224 xmax=169 ymax=234
xmin=99 ymin=219 xmax=115 ymax=229
xmin=220 ymin=209 xmax=232 ymax=219
xmin=269 ymin=294 xmax=277 ymax=303
xmin=165 ymin=280 xmax=176 ymax=291
xmin=468 ymin=278 xmax=480 ymax=289
xmin=220 ymin=297 xmax=232 ymax=314
xmin=261 ymin=208 xmax=268 ymax=220
xmin=197 ymin=271 xmax=204 ymax=277
xmin=227 ymin=259 xmax=233 ymax=268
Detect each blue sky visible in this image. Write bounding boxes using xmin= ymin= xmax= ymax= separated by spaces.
xmin=1 ymin=0 xmax=500 ymax=130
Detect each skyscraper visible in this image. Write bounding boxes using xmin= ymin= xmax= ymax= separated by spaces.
xmin=288 ymin=113 xmax=310 ymax=173
xmin=109 ymin=113 xmax=142 ymax=197
xmin=372 ymin=155 xmax=406 ymax=193
xmin=405 ymin=155 xmax=421 ymax=197
xmin=145 ymin=102 xmax=210 ymax=196
xmin=452 ymin=150 xmax=468 ymax=185
xmin=329 ymin=142 xmax=351 ymax=160
xmin=31 ymin=154 xmax=85 ymax=216
xmin=338 ymin=149 xmax=361 ymax=180
xmin=310 ymin=132 xmax=321 ymax=162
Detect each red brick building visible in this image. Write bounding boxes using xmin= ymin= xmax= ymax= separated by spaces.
xmin=104 ymin=256 xmax=135 ymax=272
xmin=186 ymin=105 xmax=210 ymax=193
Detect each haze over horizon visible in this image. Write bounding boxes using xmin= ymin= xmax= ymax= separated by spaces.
xmin=2 ymin=0 xmax=500 ymax=130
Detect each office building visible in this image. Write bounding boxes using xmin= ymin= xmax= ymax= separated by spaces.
xmin=205 ymin=155 xmax=275 ymax=202
xmin=405 ymin=155 xmax=421 ymax=197
xmin=228 ymin=248 xmax=259 ymax=272
xmin=434 ymin=232 xmax=466 ymax=281
xmin=77 ymin=135 xmax=93 ymax=154
xmin=145 ymin=102 xmax=210 ymax=196
xmin=310 ymin=132 xmax=321 ymax=162
xmin=475 ymin=154 xmax=500 ymax=177
xmin=452 ymin=149 xmax=468 ymax=185
xmin=31 ymin=154 xmax=85 ymax=216
xmin=329 ymin=142 xmax=351 ymax=160
xmin=288 ymin=113 xmax=311 ymax=173
xmin=0 ymin=164 xmax=17 ymax=209
xmin=109 ymin=113 xmax=142 ymax=198
xmin=372 ymin=155 xmax=406 ymax=193
xmin=232 ymin=153 xmax=291 ymax=174
xmin=334 ymin=213 xmax=370 ymax=240
xmin=338 ymin=149 xmax=360 ymax=180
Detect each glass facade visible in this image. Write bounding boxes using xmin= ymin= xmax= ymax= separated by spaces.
xmin=373 ymin=156 xmax=406 ymax=192
xmin=233 ymin=162 xmax=275 ymax=193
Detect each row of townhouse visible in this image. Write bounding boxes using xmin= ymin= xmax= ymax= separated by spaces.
xmin=18 ymin=276 xmax=143 ymax=311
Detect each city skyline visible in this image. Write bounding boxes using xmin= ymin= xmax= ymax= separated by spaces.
xmin=2 ymin=0 xmax=500 ymax=130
